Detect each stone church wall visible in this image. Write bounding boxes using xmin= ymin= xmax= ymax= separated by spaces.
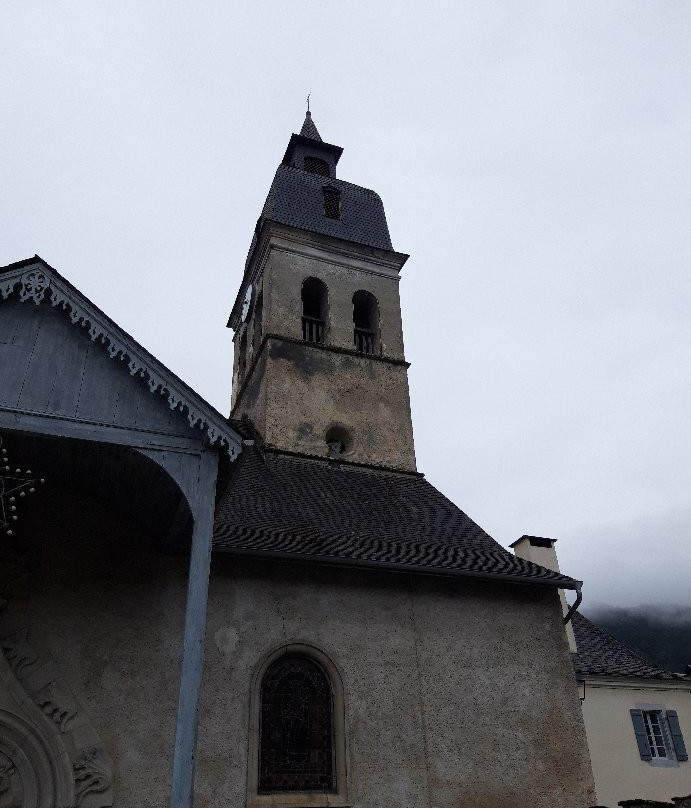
xmin=0 ymin=487 xmax=187 ymax=807
xmin=198 ymin=557 xmax=596 ymax=808
xmin=0 ymin=488 xmax=596 ymax=807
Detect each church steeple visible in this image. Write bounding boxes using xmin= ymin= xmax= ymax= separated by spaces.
xmin=299 ymin=110 xmax=322 ymax=141
xmin=228 ymin=116 xmax=416 ymax=472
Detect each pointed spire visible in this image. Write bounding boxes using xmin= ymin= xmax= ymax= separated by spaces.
xmin=300 ymin=111 xmax=322 ymax=141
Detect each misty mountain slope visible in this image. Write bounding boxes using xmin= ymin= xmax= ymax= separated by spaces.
xmin=585 ymin=606 xmax=691 ymax=674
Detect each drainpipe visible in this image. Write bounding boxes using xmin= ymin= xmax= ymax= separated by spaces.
xmin=563 ymin=581 xmax=582 ymax=625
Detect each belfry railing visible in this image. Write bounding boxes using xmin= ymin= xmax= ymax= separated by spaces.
xmin=302 ymin=315 xmax=324 ymax=344
xmin=354 ymin=328 xmax=375 ymax=355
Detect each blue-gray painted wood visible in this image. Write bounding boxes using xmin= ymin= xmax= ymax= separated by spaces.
xmin=0 ymin=407 xmax=204 ymax=453
xmin=666 ymin=710 xmax=688 ymax=761
xmin=0 ymin=298 xmax=200 ymax=440
xmin=630 ymin=709 xmax=652 ymax=760
xmin=0 ymin=301 xmax=43 ymax=407
xmin=169 ymin=449 xmax=218 ymax=808
xmin=1 ymin=268 xmax=243 ymax=808
xmin=1 ymin=263 xmax=242 ymax=458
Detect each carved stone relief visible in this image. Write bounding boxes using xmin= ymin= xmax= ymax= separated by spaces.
xmin=73 ymin=748 xmax=111 ymax=804
xmin=0 ymin=750 xmax=22 ymax=808
xmin=0 ymin=572 xmax=113 ymax=807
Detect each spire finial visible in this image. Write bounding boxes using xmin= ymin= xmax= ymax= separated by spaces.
xmin=299 ymin=102 xmax=322 ymax=141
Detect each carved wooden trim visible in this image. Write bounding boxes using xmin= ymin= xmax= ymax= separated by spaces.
xmin=1 ymin=262 xmax=241 ymax=460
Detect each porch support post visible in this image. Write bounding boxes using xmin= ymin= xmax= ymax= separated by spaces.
xmin=170 ymin=449 xmax=218 ymax=808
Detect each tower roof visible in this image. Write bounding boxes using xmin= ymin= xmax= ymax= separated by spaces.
xmin=299 ymin=111 xmax=322 ymax=141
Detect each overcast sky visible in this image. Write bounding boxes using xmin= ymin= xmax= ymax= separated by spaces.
xmin=2 ymin=1 xmax=690 ymax=611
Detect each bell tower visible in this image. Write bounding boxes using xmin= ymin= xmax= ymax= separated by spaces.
xmin=228 ymin=113 xmax=416 ymax=472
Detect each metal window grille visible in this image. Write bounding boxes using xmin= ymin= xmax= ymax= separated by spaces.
xmin=259 ymin=657 xmax=335 ymax=793
xmin=643 ymin=711 xmax=668 ymax=758
xmin=302 ymin=316 xmax=324 ymax=344
xmin=353 ymin=328 xmax=374 ymax=354
xmin=323 ymin=187 xmax=341 ymax=219
xmin=304 ymin=157 xmax=330 ymax=176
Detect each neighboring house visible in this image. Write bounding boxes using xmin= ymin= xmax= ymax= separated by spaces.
xmin=511 ymin=535 xmax=690 ymax=808
xmin=573 ymin=612 xmax=690 ymax=808
xmin=0 ymin=114 xmax=598 ymax=807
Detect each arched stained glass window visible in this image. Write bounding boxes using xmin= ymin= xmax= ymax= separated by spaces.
xmin=259 ymin=656 xmax=335 ymax=793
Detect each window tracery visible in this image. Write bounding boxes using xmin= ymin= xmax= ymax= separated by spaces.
xmin=259 ymin=656 xmax=335 ymax=793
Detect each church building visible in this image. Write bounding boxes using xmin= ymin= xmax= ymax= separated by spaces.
xmin=0 ymin=114 xmax=596 ymax=807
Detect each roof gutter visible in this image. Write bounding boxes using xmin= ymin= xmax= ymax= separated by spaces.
xmin=563 ymin=581 xmax=582 ymax=624
xmin=212 ymin=546 xmax=581 ymax=591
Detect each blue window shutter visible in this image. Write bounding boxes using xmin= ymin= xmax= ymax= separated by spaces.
xmin=666 ymin=710 xmax=688 ymax=762
xmin=630 ymin=709 xmax=652 ymax=760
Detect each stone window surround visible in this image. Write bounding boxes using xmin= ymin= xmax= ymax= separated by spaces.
xmin=246 ymin=642 xmax=349 ymax=808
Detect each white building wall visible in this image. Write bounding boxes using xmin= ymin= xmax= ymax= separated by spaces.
xmin=582 ymin=679 xmax=691 ymax=806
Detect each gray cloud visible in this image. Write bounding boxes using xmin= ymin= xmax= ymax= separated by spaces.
xmin=1 ymin=1 xmax=689 ymax=609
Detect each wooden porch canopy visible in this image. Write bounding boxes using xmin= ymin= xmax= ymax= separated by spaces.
xmin=0 ymin=255 xmax=242 ymax=808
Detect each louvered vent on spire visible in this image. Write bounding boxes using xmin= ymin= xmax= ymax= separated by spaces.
xmin=300 ymin=111 xmax=322 ymax=141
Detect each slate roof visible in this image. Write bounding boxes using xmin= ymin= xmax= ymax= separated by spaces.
xmin=572 ymin=612 xmax=677 ymax=679
xmin=300 ymin=111 xmax=322 ymax=140
xmin=260 ymin=165 xmax=393 ymax=251
xmin=213 ymin=445 xmax=579 ymax=588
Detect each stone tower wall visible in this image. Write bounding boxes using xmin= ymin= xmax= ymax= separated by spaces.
xmin=232 ymin=226 xmax=416 ymax=471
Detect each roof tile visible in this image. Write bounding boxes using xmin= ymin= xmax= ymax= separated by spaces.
xmin=213 ymin=446 xmax=578 ymax=587
xmin=572 ymin=612 xmax=676 ymax=679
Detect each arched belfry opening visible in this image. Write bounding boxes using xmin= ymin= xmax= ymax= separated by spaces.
xmin=301 ymin=278 xmax=328 ymax=344
xmin=352 ymin=290 xmax=379 ymax=355
xmin=238 ymin=328 xmax=248 ymax=384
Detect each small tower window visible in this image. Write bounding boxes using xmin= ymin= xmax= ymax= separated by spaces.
xmin=252 ymin=291 xmax=263 ymax=354
xmin=323 ymin=186 xmax=341 ymax=220
xmin=238 ymin=328 xmax=248 ymax=384
xmin=325 ymin=426 xmax=351 ymax=456
xmin=304 ymin=156 xmax=330 ymax=177
xmin=302 ymin=278 xmax=328 ymax=344
xmin=352 ymin=290 xmax=379 ymax=355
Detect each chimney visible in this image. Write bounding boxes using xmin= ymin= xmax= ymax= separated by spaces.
xmin=509 ymin=535 xmax=577 ymax=653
